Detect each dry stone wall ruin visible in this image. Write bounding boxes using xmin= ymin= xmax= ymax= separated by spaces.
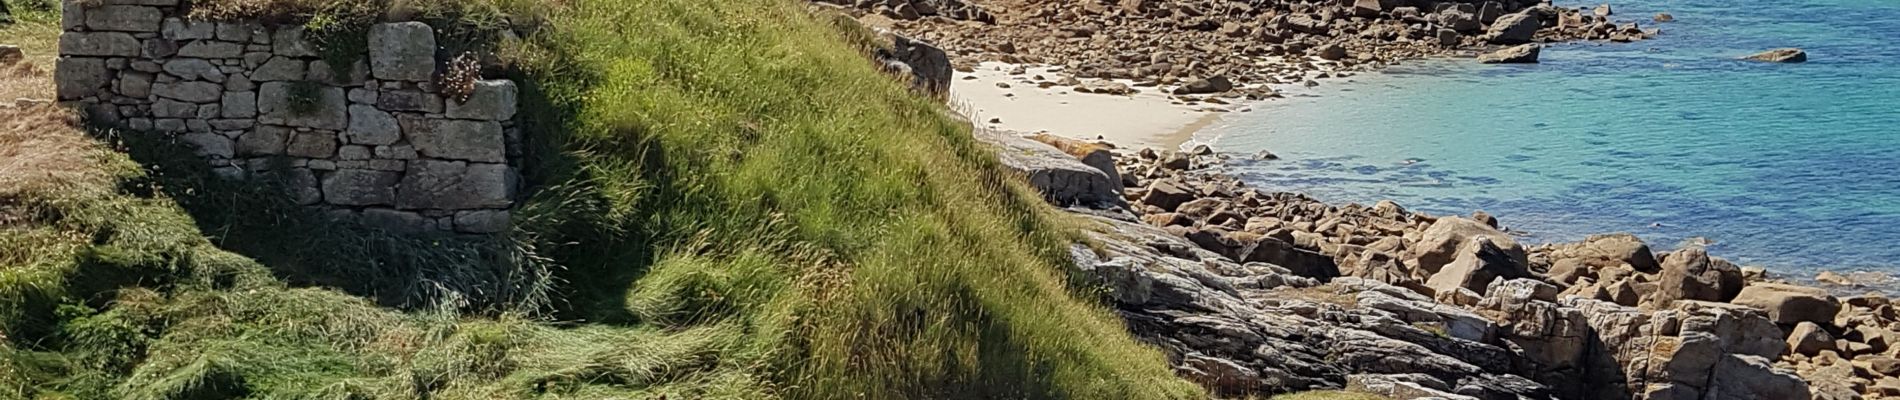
xmin=54 ymin=0 xmax=520 ymax=233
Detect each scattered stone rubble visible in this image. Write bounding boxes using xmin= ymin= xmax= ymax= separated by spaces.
xmin=819 ymin=0 xmax=1661 ymax=99
xmin=54 ymin=0 xmax=520 ymax=233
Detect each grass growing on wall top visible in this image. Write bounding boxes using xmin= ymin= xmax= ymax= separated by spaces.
xmin=0 ymin=0 xmax=1207 ymax=398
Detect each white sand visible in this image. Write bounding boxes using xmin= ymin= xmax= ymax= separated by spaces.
xmin=949 ymin=62 xmax=1234 ymax=150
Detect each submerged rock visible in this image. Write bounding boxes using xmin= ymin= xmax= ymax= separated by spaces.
xmin=1745 ymin=48 xmax=1808 ymax=63
xmin=1477 ymin=44 xmax=1541 ymax=63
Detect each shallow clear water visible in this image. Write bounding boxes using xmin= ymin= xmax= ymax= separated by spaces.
xmin=1203 ymin=0 xmax=1900 ymax=273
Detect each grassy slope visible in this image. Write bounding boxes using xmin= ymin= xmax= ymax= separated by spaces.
xmin=1 ymin=0 xmax=1204 ymax=399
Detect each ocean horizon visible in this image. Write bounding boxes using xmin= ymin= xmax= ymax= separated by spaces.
xmin=1204 ymin=0 xmax=1900 ymax=276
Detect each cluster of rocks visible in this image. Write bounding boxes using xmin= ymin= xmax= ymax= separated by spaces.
xmin=977 ymin=133 xmax=1900 ymax=398
xmin=54 ymin=0 xmax=521 ymax=233
xmin=821 ymin=0 xmax=1660 ymax=96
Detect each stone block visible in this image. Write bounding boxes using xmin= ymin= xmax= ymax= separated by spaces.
xmin=221 ymin=91 xmax=256 ymax=118
xmin=177 ymin=41 xmax=243 ymax=58
xmin=286 ymin=131 xmax=337 ymax=158
xmin=153 ymin=118 xmax=185 ymax=132
xmin=271 ymin=27 xmax=318 ymax=57
xmin=141 ymin=38 xmax=177 ymax=58
xmin=161 ymin=18 xmax=215 ymax=40
xmin=361 ymin=208 xmax=432 ymax=233
xmin=55 ymin=57 xmax=109 ymax=99
xmin=346 ymin=104 xmax=400 ymax=145
xmin=338 ymin=145 xmax=372 ymax=160
xmin=377 ymin=89 xmax=442 ymax=113
xmin=215 ymin=22 xmax=254 ymax=42
xmin=258 ymin=82 xmax=347 ymax=130
xmin=85 ymin=5 xmax=162 ymax=32
xmin=180 ymin=132 xmax=235 ymax=158
xmin=397 ymin=160 xmax=513 ymax=210
xmin=444 ymin=80 xmax=517 ymax=121
xmin=322 ymin=169 xmax=402 ymax=206
xmin=284 ymin=168 xmax=322 ymax=204
xmin=151 ymin=98 xmax=196 ymax=118
xmin=310 ymin=58 xmax=367 ymax=86
xmin=454 ymin=210 xmax=510 ymax=233
xmin=62 ymin=3 xmax=86 ymax=30
xmin=347 ymin=87 xmax=377 ymax=104
xmin=162 ymin=58 xmax=225 ymax=82
xmin=368 ymin=22 xmax=436 ymax=82
xmin=195 ymin=103 xmax=220 ymax=120
xmin=252 ymin=56 xmax=305 ymax=81
xmin=210 ymin=119 xmax=254 ymax=130
xmin=151 ymin=81 xmax=222 ymax=103
xmin=406 ymin=117 xmax=505 ymax=162
xmin=225 ymin=74 xmax=255 ymax=91
xmin=375 ymin=144 xmax=418 ymax=160
xmin=115 ymin=71 xmax=152 ymax=98
xmin=61 ymin=32 xmax=142 ymax=56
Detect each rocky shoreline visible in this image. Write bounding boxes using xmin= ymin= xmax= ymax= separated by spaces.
xmin=822 ymin=0 xmax=1662 ymax=103
xmin=978 ymin=126 xmax=1899 ymax=398
xmin=834 ymin=1 xmax=1896 ymax=398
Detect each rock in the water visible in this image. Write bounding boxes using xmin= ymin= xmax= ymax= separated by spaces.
xmin=1654 ymin=12 xmax=1675 ymax=22
xmin=1731 ymin=282 xmax=1840 ymax=325
xmin=1744 ymin=48 xmax=1807 ymax=63
xmin=1477 ymin=44 xmax=1540 ymax=63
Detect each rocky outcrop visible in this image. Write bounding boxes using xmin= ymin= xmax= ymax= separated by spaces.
xmin=992 ymin=144 xmax=1881 ymax=399
xmin=1477 ymin=44 xmax=1541 ymax=63
xmin=976 ymin=130 xmax=1123 ymax=207
xmin=873 ymin=30 xmax=952 ymax=98
xmin=1745 ymin=48 xmax=1807 ymax=63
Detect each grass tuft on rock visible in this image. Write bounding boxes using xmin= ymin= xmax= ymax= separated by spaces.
xmin=1 ymin=0 xmax=1205 ymax=398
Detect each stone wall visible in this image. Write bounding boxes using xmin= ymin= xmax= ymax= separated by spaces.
xmin=55 ymin=0 xmax=520 ymax=234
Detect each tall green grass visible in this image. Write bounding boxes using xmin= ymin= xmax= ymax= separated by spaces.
xmin=1 ymin=0 xmax=1206 ymax=398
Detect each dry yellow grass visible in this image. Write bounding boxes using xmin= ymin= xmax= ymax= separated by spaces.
xmin=0 ymin=104 xmax=116 ymax=203
xmin=0 ymin=3 xmax=61 ymax=101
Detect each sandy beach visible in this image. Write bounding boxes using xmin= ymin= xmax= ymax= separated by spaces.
xmin=948 ymin=62 xmax=1235 ymax=150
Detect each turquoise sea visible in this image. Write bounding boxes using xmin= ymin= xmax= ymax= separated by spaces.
xmin=1203 ymin=0 xmax=1900 ymax=274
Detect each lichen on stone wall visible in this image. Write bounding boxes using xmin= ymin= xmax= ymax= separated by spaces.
xmin=55 ymin=0 xmax=522 ymax=234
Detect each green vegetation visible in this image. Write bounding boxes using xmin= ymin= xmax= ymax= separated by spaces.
xmin=0 ymin=0 xmax=1206 ymax=398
